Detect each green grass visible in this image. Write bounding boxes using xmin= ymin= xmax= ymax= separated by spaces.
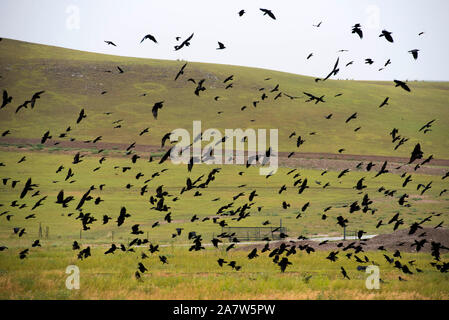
xmin=0 ymin=38 xmax=448 ymax=300
xmin=0 ymin=38 xmax=449 ymax=158
xmin=0 ymin=149 xmax=448 ymax=248
xmin=0 ymin=246 xmax=447 ymax=299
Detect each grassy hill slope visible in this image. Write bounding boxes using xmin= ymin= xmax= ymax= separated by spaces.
xmin=0 ymin=38 xmax=449 ymax=159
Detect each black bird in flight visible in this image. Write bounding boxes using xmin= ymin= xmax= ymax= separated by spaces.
xmin=260 ymin=8 xmax=276 ymax=20
xmin=72 ymin=241 xmax=80 ymax=250
xmin=394 ymin=80 xmax=411 ymax=92
xmin=1 ymin=90 xmax=12 ymax=109
xmin=224 ymin=75 xmax=233 ymax=83
xmin=238 ymin=10 xmax=245 ymax=17
xmin=104 ymin=244 xmax=117 ymax=254
xmin=77 ymin=247 xmax=91 ymax=260
xmin=56 ymin=190 xmax=74 ymax=208
xmin=303 ymin=92 xmax=325 ymax=104
xmin=341 ymin=267 xmax=350 ymax=279
xmin=313 ymin=21 xmax=322 ymax=27
xmin=326 ymin=251 xmax=339 ymax=262
xmin=345 ymin=112 xmax=357 ymax=123
xmin=217 ymin=258 xmax=227 ymax=267
xmin=409 ymin=143 xmax=423 ymax=164
xmin=2 ymin=130 xmax=10 ymax=137
xmin=296 ymin=136 xmax=305 ymax=147
xmin=16 ymin=100 xmax=31 ymax=113
xmin=138 ymin=262 xmax=148 ymax=273
xmin=419 ymin=119 xmax=435 ymax=132
xmin=211 ymin=238 xmax=222 ymax=248
xmin=379 ymin=97 xmax=389 ymax=108
xmin=351 ymin=23 xmax=363 ymax=39
xmin=408 ymin=49 xmax=420 ymax=60
xmin=104 ymin=40 xmax=116 ymax=46
xmin=131 ymin=224 xmax=144 ymax=235
xmin=140 ymin=34 xmax=157 ymax=43
xmin=41 ymin=131 xmax=52 ymax=144
xmin=248 ymin=248 xmax=258 ymax=259
xmin=29 ymin=91 xmax=45 ymax=109
xmin=174 ymin=63 xmax=187 ymax=81
xmin=354 ymin=177 xmax=367 ymax=190
xmin=338 ymin=168 xmax=350 ymax=178
xmin=117 ymin=206 xmax=131 ymax=227
xmin=298 ymin=179 xmax=309 ymax=194
xmin=174 ymin=33 xmax=194 ymax=51
xmin=159 ymin=256 xmax=168 ymax=264
xmin=76 ymin=108 xmax=87 ymax=124
xmin=152 ymin=101 xmax=164 ymax=119
xmin=379 ymin=29 xmax=394 ymax=42
xmin=194 ymin=79 xmax=206 ymax=96
xmin=103 ymin=215 xmax=111 ymax=224
xmin=217 ymin=42 xmax=226 ymax=50
xmin=139 ymin=127 xmax=149 ymax=136
xmin=278 ymin=257 xmax=292 ymax=272
xmin=323 ymin=57 xmax=340 ymax=81
xmin=374 ymin=161 xmax=389 ymax=177
xmin=402 ymin=175 xmax=413 ymax=187
xmin=19 ymin=249 xmax=29 ymax=259
xmin=159 ymin=147 xmax=173 ymax=164
xmin=117 ymin=66 xmax=124 ymax=73
xmin=160 ymin=132 xmax=172 ymax=148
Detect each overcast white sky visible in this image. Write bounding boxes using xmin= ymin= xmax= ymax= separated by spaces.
xmin=1 ymin=0 xmax=449 ymax=81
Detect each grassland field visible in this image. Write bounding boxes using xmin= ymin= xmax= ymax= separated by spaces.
xmin=0 ymin=39 xmax=448 ymax=299
xmin=0 ymin=39 xmax=448 ymax=158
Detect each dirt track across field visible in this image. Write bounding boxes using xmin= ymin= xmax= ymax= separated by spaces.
xmin=1 ymin=137 xmax=448 ymax=176
xmin=236 ymin=227 xmax=449 ymax=253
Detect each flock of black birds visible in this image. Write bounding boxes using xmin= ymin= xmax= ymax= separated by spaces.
xmin=1 ymin=7 xmax=448 ymax=284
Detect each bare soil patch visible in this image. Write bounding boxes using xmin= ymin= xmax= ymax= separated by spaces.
xmin=237 ymin=227 xmax=449 ymax=253
xmin=1 ymin=137 xmax=448 ymax=176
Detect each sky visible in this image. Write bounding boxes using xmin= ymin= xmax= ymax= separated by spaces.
xmin=1 ymin=0 xmax=449 ymax=81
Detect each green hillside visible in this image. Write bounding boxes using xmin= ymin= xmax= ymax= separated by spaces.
xmin=1 ymin=39 xmax=449 ymax=300
xmin=1 ymin=38 xmax=448 ymax=159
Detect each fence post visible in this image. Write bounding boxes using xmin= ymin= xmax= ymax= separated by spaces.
xmin=38 ymin=223 xmax=42 ymax=239
xmin=45 ymin=226 xmax=49 ymax=239
xmin=343 ymin=226 xmax=346 ymax=240
xmin=111 ymin=231 xmax=114 ymax=242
